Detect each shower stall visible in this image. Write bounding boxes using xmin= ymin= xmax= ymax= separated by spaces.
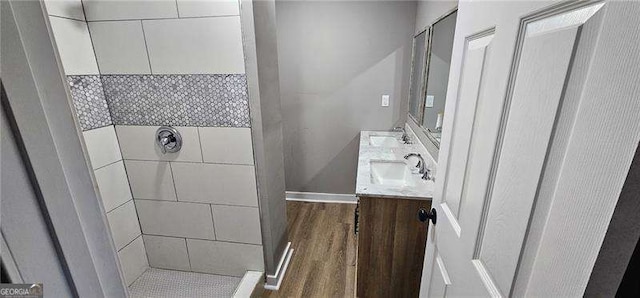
xmin=1 ymin=0 xmax=289 ymax=296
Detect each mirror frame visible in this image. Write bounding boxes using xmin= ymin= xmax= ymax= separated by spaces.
xmin=407 ymin=7 xmax=458 ymax=151
xmin=407 ymin=28 xmax=430 ymax=125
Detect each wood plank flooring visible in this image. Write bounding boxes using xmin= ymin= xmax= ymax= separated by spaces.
xmin=262 ymin=201 xmax=357 ymax=298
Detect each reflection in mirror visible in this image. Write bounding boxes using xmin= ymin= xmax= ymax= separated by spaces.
xmin=422 ymin=11 xmax=457 ymax=145
xmin=408 ymin=31 xmax=427 ymax=121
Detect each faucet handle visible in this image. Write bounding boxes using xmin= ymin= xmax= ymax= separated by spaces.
xmin=402 ymin=133 xmax=412 ymax=144
xmin=159 ymin=137 xmax=170 ymax=153
xmin=422 ymin=169 xmax=435 ymax=181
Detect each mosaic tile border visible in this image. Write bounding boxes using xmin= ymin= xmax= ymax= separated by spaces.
xmin=66 ymin=74 xmax=251 ymax=130
xmin=102 ymin=74 xmax=251 ymax=128
xmin=67 ymin=75 xmax=112 ymax=131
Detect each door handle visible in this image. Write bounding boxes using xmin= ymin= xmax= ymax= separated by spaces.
xmin=418 ymin=208 xmax=437 ymax=225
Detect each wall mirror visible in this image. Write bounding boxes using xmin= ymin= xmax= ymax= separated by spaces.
xmin=407 ymin=9 xmax=457 ymax=150
xmin=408 ymin=30 xmax=427 ymax=120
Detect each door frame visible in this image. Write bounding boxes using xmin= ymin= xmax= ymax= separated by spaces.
xmin=1 ymin=0 xmax=127 ymax=296
xmin=585 ymin=142 xmax=640 ymax=296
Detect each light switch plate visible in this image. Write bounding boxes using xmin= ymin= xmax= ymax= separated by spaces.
xmin=425 ymin=95 xmax=435 ymax=108
xmin=381 ymin=95 xmax=390 ymax=107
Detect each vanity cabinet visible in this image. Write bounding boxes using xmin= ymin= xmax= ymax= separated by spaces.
xmin=356 ymin=196 xmax=431 ymax=298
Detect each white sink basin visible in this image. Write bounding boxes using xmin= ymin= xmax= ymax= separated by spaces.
xmin=370 ymin=160 xmax=415 ymax=187
xmin=369 ymin=136 xmax=401 ymax=147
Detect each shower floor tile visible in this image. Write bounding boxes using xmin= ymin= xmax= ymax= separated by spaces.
xmin=128 ymin=268 xmax=241 ymax=298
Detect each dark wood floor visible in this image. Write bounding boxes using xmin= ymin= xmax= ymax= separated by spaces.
xmin=263 ymin=201 xmax=357 ymax=298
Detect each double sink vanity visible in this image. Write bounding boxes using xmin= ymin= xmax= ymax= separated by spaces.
xmin=357 ymin=131 xmax=435 ymax=197
xmin=352 ymin=8 xmax=454 ymax=296
xmin=355 ymin=130 xmax=435 ymax=297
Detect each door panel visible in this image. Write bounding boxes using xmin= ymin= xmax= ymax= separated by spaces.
xmin=420 ymin=1 xmax=640 ymax=297
xmin=513 ymin=2 xmax=640 ymax=295
xmin=428 ymin=254 xmax=451 ymax=298
xmin=478 ymin=4 xmax=605 ymax=293
xmin=442 ymin=31 xmax=494 ymax=225
xmin=419 ymin=220 xmax=437 ymax=297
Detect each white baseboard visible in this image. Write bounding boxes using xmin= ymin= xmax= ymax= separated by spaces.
xmin=286 ymin=191 xmax=357 ymax=204
xmin=264 ymin=242 xmax=294 ymax=291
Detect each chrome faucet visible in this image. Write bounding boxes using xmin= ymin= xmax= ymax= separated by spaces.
xmin=404 ymin=153 xmax=425 ymax=174
xmin=402 ymin=134 xmax=411 ymax=144
xmin=393 ymin=126 xmax=411 ymax=144
xmin=423 ymin=168 xmax=435 ymax=181
xmin=404 ymin=153 xmax=435 ymax=181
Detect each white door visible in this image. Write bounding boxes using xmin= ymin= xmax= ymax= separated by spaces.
xmin=420 ymin=1 xmax=640 ymax=297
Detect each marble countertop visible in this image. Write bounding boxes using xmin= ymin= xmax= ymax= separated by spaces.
xmin=355 ymin=131 xmax=435 ymax=200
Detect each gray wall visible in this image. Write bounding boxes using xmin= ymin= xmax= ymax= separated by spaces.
xmin=415 ymin=0 xmax=457 ymax=34
xmin=276 ymin=0 xmax=417 ymax=194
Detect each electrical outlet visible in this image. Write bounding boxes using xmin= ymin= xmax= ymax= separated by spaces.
xmin=381 ymin=95 xmax=390 ymax=107
xmin=425 ymin=95 xmax=435 ymax=108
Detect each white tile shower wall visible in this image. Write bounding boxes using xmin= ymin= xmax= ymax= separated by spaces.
xmin=187 ymin=239 xmax=264 ymax=277
xmin=125 ymin=160 xmax=177 ymax=201
xmin=143 ymin=235 xmax=191 ymax=271
xmin=176 ymin=0 xmax=240 ymax=18
xmin=142 ymin=17 xmax=245 ymax=74
xmin=116 ymin=126 xmax=202 ymax=162
xmin=88 ymin=21 xmax=151 ymax=74
xmin=199 ymin=127 xmax=255 ymax=164
xmin=84 ymin=140 xmax=149 ymax=285
xmin=94 ymin=161 xmax=133 ymax=212
xmin=46 ymin=7 xmax=149 ymax=287
xmin=82 ymin=127 xmax=148 ymax=285
xmin=118 ymin=125 xmax=263 ymax=276
xmin=115 ymin=126 xmax=258 ymax=207
xmin=82 ymin=0 xmax=178 ymax=21
xmin=48 ymin=16 xmax=99 ymax=75
xmin=211 ymin=205 xmax=262 ymax=245
xmin=66 ymin=0 xmax=261 ymax=277
xmin=82 ymin=126 xmax=121 ymax=169
xmin=81 ymin=125 xmax=147 ymax=284
xmin=107 ymin=200 xmax=142 ymax=251
xmin=44 ymin=0 xmax=86 ymax=21
xmin=118 ymin=236 xmax=150 ymax=286
xmin=62 ymin=6 xmax=251 ymax=127
xmin=135 ymin=200 xmax=216 ymax=240
xmin=171 ymin=162 xmax=258 ymax=206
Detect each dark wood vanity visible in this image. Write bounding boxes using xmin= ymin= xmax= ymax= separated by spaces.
xmin=356 ymin=196 xmax=431 ymax=297
xmin=355 ymin=131 xmax=435 ymax=297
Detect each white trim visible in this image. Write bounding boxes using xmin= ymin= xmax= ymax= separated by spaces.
xmin=264 ymin=242 xmax=294 ymax=291
xmin=286 ymin=191 xmax=357 ymax=204
xmin=233 ymin=271 xmax=264 ymax=298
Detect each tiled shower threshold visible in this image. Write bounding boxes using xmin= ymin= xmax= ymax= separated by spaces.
xmin=128 ymin=268 xmax=245 ymax=298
